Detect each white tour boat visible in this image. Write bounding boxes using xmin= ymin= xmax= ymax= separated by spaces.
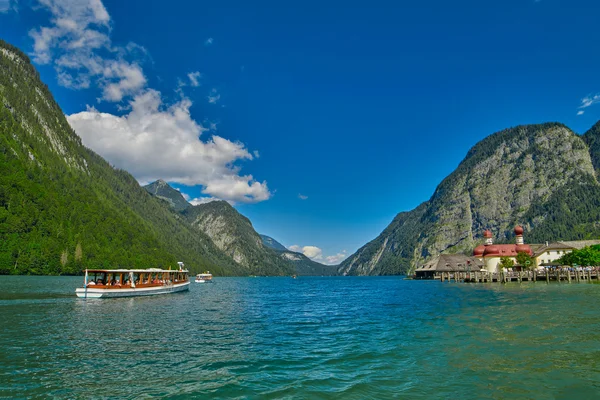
xmin=195 ymin=272 xmax=213 ymax=283
xmin=76 ymin=263 xmax=190 ymax=299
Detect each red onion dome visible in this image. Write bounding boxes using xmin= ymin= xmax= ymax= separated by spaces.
xmin=483 ymin=230 xmax=493 ymax=238
xmin=473 ymin=245 xmax=485 ymax=256
xmin=515 ymin=244 xmax=531 ymax=254
xmin=483 ymin=245 xmax=500 ymax=256
xmin=514 ymin=225 xmax=524 ymax=235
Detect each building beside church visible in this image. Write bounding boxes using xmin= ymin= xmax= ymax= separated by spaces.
xmin=533 ymin=240 xmax=600 ymax=267
xmin=414 ymin=254 xmax=484 ymax=279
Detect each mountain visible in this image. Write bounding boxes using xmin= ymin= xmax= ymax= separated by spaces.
xmin=140 ymin=181 xmax=337 ymax=276
xmin=144 ymin=179 xmax=190 ymax=212
xmin=339 ymin=122 xmax=600 ymax=275
xmin=0 ymin=39 xmax=256 ymax=276
xmin=260 ymin=234 xmax=338 ymax=275
xmin=260 ymin=234 xmax=288 ymax=251
xmin=181 ymin=200 xmax=294 ymax=275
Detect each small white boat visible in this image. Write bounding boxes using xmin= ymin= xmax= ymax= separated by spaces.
xmin=195 ymin=272 xmax=213 ymax=283
xmin=76 ymin=264 xmax=190 ymax=299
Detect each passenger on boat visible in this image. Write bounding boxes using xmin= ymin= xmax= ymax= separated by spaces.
xmin=87 ymin=280 xmax=96 ymax=286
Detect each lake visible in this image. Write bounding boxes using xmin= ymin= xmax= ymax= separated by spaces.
xmin=1 ymin=276 xmax=599 ymax=399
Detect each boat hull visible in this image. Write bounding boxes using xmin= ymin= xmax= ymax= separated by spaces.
xmin=76 ymin=282 xmax=190 ymax=299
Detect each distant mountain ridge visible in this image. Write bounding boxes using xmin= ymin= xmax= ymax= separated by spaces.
xmin=260 ymin=235 xmax=339 ymax=276
xmin=339 ymin=122 xmax=600 ymax=275
xmin=141 ymin=182 xmax=338 ymax=276
xmin=143 ymin=180 xmax=190 ymax=212
xmin=260 ymin=234 xmax=288 ymax=251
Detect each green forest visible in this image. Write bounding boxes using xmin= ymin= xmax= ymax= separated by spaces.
xmin=0 ymin=40 xmax=244 ymax=275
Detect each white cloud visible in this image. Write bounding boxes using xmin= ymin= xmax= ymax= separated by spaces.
xmin=28 ymin=0 xmax=271 ymax=204
xmin=298 ymin=194 xmax=308 ymax=200
xmin=208 ymin=88 xmax=220 ymax=104
xmin=100 ymin=61 xmax=146 ymax=102
xmin=29 ymin=0 xmax=146 ymax=102
xmin=189 ymin=197 xmax=222 ymax=205
xmin=67 ymin=89 xmax=272 ymax=204
xmin=577 ymin=110 xmax=585 ymax=116
xmin=287 ymin=245 xmax=323 ymax=260
xmin=188 ymin=71 xmax=202 ymax=87
xmin=579 ymin=93 xmax=600 ymax=112
xmin=0 ymin=0 xmax=15 ymax=12
xmin=302 ymin=246 xmax=323 ymax=260
xmin=205 ymin=37 xmax=214 ymax=46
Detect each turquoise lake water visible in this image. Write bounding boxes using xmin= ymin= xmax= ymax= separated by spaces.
xmin=1 ymin=276 xmax=600 ymax=399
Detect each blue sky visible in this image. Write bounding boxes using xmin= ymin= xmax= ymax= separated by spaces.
xmin=2 ymin=0 xmax=600 ymax=264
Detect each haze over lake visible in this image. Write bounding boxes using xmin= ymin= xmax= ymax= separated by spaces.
xmin=1 ymin=276 xmax=599 ymax=398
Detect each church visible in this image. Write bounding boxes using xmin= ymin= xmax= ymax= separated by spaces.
xmin=473 ymin=226 xmax=532 ymax=272
xmin=414 ymin=225 xmax=600 ymax=278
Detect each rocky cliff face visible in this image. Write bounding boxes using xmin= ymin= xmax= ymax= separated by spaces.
xmin=339 ymin=123 xmax=600 ymax=276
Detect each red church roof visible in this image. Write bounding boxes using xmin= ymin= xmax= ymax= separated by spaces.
xmin=481 ymin=244 xmax=532 ymax=257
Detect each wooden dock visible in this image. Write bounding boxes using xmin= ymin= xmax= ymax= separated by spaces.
xmin=436 ymin=269 xmax=600 ymax=283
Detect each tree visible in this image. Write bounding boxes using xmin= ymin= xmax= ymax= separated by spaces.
xmin=558 ymin=246 xmax=600 ymax=266
xmin=516 ymin=252 xmax=535 ymax=270
xmin=60 ymin=249 xmax=68 ymax=267
xmin=499 ymin=257 xmax=514 ymax=270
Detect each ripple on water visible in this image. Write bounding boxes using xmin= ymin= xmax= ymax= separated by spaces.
xmin=1 ymin=277 xmax=600 ymax=398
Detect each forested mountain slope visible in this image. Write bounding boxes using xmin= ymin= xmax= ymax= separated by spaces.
xmin=0 ymin=40 xmax=244 ymax=275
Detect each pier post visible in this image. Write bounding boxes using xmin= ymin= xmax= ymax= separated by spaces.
xmin=546 ymin=269 xmax=549 ymax=284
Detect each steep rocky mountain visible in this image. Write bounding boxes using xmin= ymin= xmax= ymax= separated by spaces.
xmin=339 ymin=122 xmax=600 ymax=276
xmin=260 ymin=234 xmax=288 ymax=251
xmin=0 ymin=39 xmax=248 ymax=276
xmin=181 ymin=201 xmax=295 ymax=276
xmin=144 ymin=179 xmax=191 ymax=212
